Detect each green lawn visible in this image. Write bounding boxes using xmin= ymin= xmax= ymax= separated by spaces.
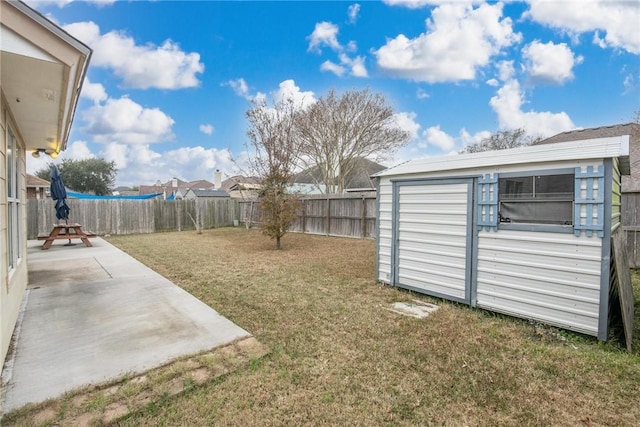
xmin=5 ymin=228 xmax=640 ymax=426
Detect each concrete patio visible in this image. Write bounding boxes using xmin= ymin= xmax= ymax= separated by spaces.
xmin=0 ymin=237 xmax=251 ymax=413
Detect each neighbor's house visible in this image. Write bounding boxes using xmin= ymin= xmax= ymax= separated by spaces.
xmin=139 ymin=177 xmax=217 ymax=200
xmin=1 ymin=0 xmax=91 ymax=366
xmin=221 ymin=175 xmax=262 ymax=199
xmin=374 ymin=136 xmax=630 ymax=340
xmin=26 ymin=173 xmax=49 ymax=199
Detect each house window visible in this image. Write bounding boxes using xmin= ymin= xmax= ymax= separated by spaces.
xmin=498 ymin=173 xmax=574 ymax=226
xmin=7 ymin=128 xmax=22 ymax=271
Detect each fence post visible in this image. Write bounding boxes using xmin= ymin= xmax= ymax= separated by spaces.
xmin=361 ymin=196 xmax=367 ymax=239
xmin=302 ymin=199 xmax=307 ymax=234
xmin=325 ymin=196 xmax=331 ymax=236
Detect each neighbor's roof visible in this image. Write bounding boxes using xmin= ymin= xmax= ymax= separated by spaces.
xmin=26 ymin=174 xmax=49 ymax=187
xmin=536 ymin=123 xmax=639 ymax=145
xmin=374 ymin=136 xmax=630 ymax=177
xmin=187 ymin=188 xmax=230 ymax=198
xmin=221 ymin=176 xmax=261 ymax=191
xmin=294 ymin=157 xmax=385 ymax=189
xmin=187 ymin=179 xmax=215 ymax=189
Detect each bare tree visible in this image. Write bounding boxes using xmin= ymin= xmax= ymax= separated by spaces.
xmin=245 ymin=97 xmax=302 ymax=249
xmin=459 ymin=128 xmax=542 ymax=154
xmin=296 ymin=88 xmax=411 ymax=194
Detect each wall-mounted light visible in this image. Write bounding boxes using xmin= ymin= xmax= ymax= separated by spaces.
xmin=32 ymin=148 xmax=59 ymax=159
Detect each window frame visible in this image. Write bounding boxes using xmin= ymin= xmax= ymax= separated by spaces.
xmin=6 ymin=126 xmax=23 ymax=273
xmin=497 ymin=168 xmax=575 ymax=234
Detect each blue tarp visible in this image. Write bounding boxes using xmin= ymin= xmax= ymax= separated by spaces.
xmin=67 ymin=191 xmax=164 ymax=200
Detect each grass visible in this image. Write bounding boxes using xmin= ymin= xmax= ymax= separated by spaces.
xmin=5 ymin=228 xmax=640 ymax=426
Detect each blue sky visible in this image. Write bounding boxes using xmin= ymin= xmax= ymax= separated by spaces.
xmin=25 ymin=0 xmax=640 ymax=188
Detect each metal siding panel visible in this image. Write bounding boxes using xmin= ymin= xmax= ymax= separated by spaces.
xmin=397 ymin=182 xmax=469 ymax=300
xmin=476 ymin=230 xmax=602 ymax=335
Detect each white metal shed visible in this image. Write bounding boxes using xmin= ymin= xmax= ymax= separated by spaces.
xmin=374 ymin=136 xmax=630 ymax=340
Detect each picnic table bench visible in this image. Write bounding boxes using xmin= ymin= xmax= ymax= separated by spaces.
xmin=38 ymin=223 xmax=96 ymax=250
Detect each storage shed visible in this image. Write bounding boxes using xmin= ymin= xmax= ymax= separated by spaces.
xmin=374 ymin=136 xmax=631 ymax=340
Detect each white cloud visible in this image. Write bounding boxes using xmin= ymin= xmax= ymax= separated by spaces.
xmin=416 ymin=88 xmax=430 ymax=99
xmin=80 ymin=78 xmax=108 ymax=104
xmin=524 ymin=1 xmax=640 ymax=55
xmin=496 ymin=60 xmax=515 ymax=82
xmin=338 ymin=53 xmax=368 ymax=77
xmin=486 ymin=78 xmax=499 ymax=87
xmin=26 ymin=0 xmax=115 ymax=7
xmin=382 ymin=0 xmax=459 ymax=9
xmin=348 ymin=4 xmax=361 ymax=23
xmin=64 ymin=140 xmax=96 ymax=160
xmin=83 ymin=96 xmax=175 ymax=144
xmin=424 ymin=125 xmax=456 ymax=151
xmin=307 ymin=22 xmax=341 ymax=53
xmin=346 ymin=40 xmax=358 ymax=52
xmin=320 ymin=55 xmax=368 ymax=77
xmin=459 ymin=128 xmax=492 ymax=147
xmin=223 ymin=78 xmax=252 ymax=100
xmin=321 ymin=60 xmax=346 ymax=76
xmin=374 ymin=2 xmax=521 ymax=83
xmin=63 ymin=21 xmax=204 ymax=89
xmin=522 ymin=40 xmax=583 ymax=85
xmin=390 ymin=112 xmax=421 ymax=140
xmin=489 ymin=79 xmax=575 ymax=137
xmin=199 ymin=124 xmax=214 ymax=135
xmin=272 ymin=80 xmax=316 ymax=108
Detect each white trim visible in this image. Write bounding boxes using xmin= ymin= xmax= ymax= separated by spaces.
xmin=375 ymin=136 xmax=630 ymax=177
xmin=0 ymin=25 xmax=58 ymax=62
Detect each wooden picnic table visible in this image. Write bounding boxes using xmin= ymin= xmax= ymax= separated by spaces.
xmin=39 ymin=223 xmax=94 ymax=250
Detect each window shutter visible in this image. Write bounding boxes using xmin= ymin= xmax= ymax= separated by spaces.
xmin=574 ymin=165 xmax=604 ymax=237
xmin=477 ymin=173 xmax=498 ymax=231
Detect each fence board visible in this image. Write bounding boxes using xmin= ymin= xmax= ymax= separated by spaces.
xmin=239 ymin=194 xmax=376 ymax=239
xmin=621 ymin=191 xmax=640 ymax=268
xmin=27 ymin=198 xmax=239 ymax=238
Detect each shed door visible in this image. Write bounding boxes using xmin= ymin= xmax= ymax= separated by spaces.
xmin=394 ymin=180 xmax=473 ymax=304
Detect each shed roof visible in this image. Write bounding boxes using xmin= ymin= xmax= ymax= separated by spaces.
xmin=374 ymin=136 xmax=630 ymax=178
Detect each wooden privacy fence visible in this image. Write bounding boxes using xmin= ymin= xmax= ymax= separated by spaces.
xmin=27 ymin=198 xmax=240 ymax=239
xmin=240 ymin=194 xmax=377 ymax=239
xmin=621 ymin=191 xmax=640 ymax=268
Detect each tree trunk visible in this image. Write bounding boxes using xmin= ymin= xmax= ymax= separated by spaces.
xmin=276 ymin=235 xmax=281 ymax=250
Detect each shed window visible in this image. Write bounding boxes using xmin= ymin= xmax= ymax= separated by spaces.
xmin=499 ymin=174 xmax=574 ymax=225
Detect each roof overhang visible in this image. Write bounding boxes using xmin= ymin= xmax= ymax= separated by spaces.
xmin=374 ymin=135 xmax=631 ymax=178
xmin=0 ymin=0 xmax=91 ymax=154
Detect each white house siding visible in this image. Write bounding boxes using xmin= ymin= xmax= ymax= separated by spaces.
xmin=377 ymin=181 xmax=393 ymax=283
xmin=396 ymin=182 xmax=469 ymax=300
xmin=476 ymin=230 xmax=602 ymax=335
